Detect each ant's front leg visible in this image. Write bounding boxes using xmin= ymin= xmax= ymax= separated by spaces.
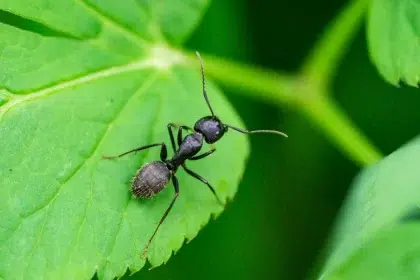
xmin=168 ymin=123 xmax=193 ymax=151
xmin=177 ymin=125 xmax=193 ymax=146
xmin=167 ymin=123 xmax=178 ymax=153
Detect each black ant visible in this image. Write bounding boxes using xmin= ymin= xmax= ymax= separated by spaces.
xmin=103 ymin=52 xmax=287 ymax=258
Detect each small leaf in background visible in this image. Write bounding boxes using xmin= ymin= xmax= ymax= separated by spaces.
xmin=0 ymin=1 xmax=249 ymax=280
xmin=367 ymin=0 xmax=420 ymax=87
xmin=326 ymin=224 xmax=420 ymax=280
xmin=320 ymin=136 xmax=420 ymax=279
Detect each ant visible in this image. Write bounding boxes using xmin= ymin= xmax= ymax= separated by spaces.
xmin=103 ymin=52 xmax=288 ymax=258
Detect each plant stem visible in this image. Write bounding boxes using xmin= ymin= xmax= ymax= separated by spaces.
xmin=185 ymin=53 xmax=296 ymax=105
xmin=187 ymin=54 xmax=382 ymax=165
xmin=299 ymin=94 xmax=382 ymax=165
xmin=301 ymin=0 xmax=370 ymax=90
xmin=181 ymin=0 xmax=382 ymax=166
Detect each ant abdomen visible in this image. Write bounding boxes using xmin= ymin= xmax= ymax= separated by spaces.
xmin=132 ymin=161 xmax=171 ymax=198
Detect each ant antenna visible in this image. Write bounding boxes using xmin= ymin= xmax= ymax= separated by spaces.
xmin=225 ymin=124 xmax=288 ymax=138
xmin=196 ymin=51 xmax=215 ymax=117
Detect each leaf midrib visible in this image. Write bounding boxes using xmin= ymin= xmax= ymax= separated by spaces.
xmin=17 ymin=71 xmax=160 ymax=279
xmin=75 ymin=0 xmax=151 ymax=46
xmin=62 ymin=72 xmax=162 ymax=278
xmin=0 ymin=0 xmax=165 ymax=120
xmin=0 ymin=48 xmax=182 ymax=120
xmin=1 ymin=47 xmax=181 ymax=278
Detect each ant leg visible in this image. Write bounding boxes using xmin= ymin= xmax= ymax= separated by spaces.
xmin=167 ymin=123 xmax=178 ymax=153
xmin=159 ymin=143 xmax=168 ymax=161
xmin=168 ymin=123 xmax=193 ymax=150
xmin=177 ymin=127 xmax=183 ymax=146
xmin=141 ymin=175 xmax=180 ymax=259
xmin=189 ymin=148 xmax=216 ymax=161
xmin=177 ymin=125 xmax=193 ymax=145
xmin=103 ymin=143 xmax=167 ymax=161
xmin=182 ymin=164 xmax=223 ymax=206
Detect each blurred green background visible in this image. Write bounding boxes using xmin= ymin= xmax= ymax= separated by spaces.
xmin=125 ymin=0 xmax=420 ymax=279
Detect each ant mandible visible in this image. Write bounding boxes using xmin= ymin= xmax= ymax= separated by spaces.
xmin=103 ymin=52 xmax=288 ymax=258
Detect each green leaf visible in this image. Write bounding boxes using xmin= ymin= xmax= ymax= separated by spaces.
xmin=0 ymin=1 xmax=249 ymax=280
xmin=368 ymin=0 xmax=420 ymax=86
xmin=325 ymin=224 xmax=420 ymax=280
xmin=0 ymin=0 xmax=209 ymax=43
xmin=320 ymin=136 xmax=420 ymax=279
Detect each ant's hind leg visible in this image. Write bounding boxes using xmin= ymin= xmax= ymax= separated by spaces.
xmin=103 ymin=142 xmax=168 ymax=161
xmin=182 ymin=164 xmax=223 ymax=206
xmin=141 ymin=175 xmax=179 ymax=259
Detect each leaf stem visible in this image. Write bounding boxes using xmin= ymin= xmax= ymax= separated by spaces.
xmin=184 ymin=53 xmax=297 ymax=105
xmin=181 ymin=0 xmax=381 ymax=166
xmin=301 ymin=0 xmax=370 ymax=90
xmin=182 ymin=50 xmax=382 ymax=166
xmin=299 ymin=94 xmax=382 ymax=165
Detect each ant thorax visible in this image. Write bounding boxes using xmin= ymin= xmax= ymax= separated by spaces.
xmin=169 ymin=133 xmax=204 ymax=166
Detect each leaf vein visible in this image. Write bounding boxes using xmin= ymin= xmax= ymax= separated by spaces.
xmin=16 ymin=71 xmax=158 ymax=279
xmin=104 ymin=82 xmax=165 ymax=276
xmin=74 ymin=0 xmax=150 ymax=47
xmin=64 ymin=71 xmax=160 ymax=270
xmin=0 ymin=56 xmax=164 ymax=119
xmin=21 ymin=206 xmax=50 ymax=279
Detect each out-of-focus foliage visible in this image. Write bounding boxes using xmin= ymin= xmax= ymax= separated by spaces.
xmin=322 ymin=136 xmax=420 ymax=279
xmin=368 ymin=0 xmax=420 ymax=86
xmin=130 ymin=1 xmax=420 ymax=280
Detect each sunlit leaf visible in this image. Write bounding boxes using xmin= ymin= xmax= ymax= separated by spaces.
xmin=321 ymin=136 xmax=420 ymax=279
xmin=368 ymin=0 xmax=420 ymax=86
xmin=0 ymin=1 xmax=249 ymax=279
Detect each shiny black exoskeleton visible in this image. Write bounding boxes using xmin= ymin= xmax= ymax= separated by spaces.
xmin=194 ymin=116 xmax=226 ymax=143
xmin=103 ymin=52 xmax=287 ymax=258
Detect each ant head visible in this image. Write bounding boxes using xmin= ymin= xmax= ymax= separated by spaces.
xmin=194 ymin=51 xmax=288 ymax=142
xmin=194 ymin=116 xmax=227 ymax=144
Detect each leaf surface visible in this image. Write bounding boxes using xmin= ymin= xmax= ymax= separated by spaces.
xmin=368 ymin=0 xmax=420 ymax=86
xmin=321 ymin=136 xmax=420 ymax=279
xmin=0 ymin=1 xmax=249 ymax=279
